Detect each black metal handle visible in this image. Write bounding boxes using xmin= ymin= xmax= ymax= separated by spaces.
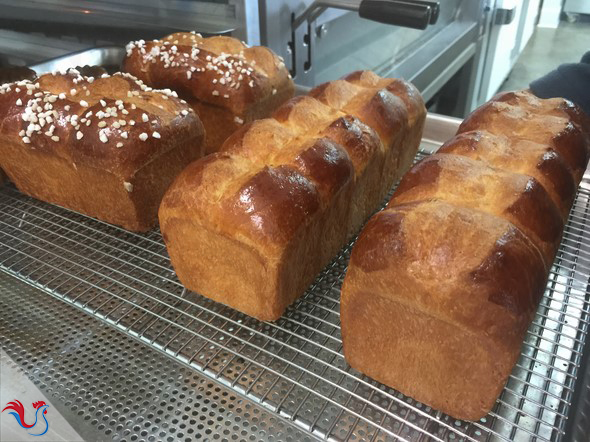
xmin=358 ymin=0 xmax=432 ymax=30
xmin=408 ymin=1 xmax=440 ymax=24
xmin=495 ymin=7 xmax=516 ymax=25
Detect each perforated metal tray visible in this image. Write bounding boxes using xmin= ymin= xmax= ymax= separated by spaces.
xmin=0 ymin=274 xmax=318 ymax=442
xmin=1 ymin=144 xmax=589 ymax=441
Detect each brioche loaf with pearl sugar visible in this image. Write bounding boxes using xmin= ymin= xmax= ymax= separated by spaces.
xmin=341 ymin=90 xmax=590 ymax=421
xmin=159 ymin=70 xmax=426 ymax=321
xmin=0 ymin=70 xmax=205 ymax=231
xmin=0 ymin=65 xmax=38 ymax=186
xmin=123 ymin=32 xmax=294 ymax=154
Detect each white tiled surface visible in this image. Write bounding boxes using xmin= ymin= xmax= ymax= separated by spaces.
xmin=0 ymin=350 xmax=83 ymax=442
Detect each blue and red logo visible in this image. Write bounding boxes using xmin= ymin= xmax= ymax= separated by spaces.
xmin=2 ymin=400 xmax=50 ymax=436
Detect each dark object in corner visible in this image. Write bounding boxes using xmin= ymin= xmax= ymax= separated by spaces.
xmin=530 ymin=51 xmax=590 ymax=115
xmin=68 ymin=65 xmax=108 ymax=78
xmin=0 ymin=66 xmax=36 ymax=85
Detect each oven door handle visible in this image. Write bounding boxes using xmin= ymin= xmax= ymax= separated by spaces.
xmin=494 ymin=6 xmax=516 ymax=25
xmin=293 ymin=0 xmax=439 ymax=31
xmin=406 ymin=1 xmax=440 ymax=24
xmin=359 ymin=0 xmax=436 ymax=29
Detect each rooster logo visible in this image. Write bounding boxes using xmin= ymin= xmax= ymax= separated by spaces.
xmin=2 ymin=400 xmax=50 ymax=436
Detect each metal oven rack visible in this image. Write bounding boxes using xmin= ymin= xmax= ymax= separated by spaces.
xmin=1 ymin=143 xmax=589 ymax=441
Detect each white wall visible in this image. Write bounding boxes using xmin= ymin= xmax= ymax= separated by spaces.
xmin=538 ymin=0 xmax=562 ymax=28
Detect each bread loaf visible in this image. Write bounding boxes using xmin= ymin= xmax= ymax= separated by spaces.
xmin=123 ymin=32 xmax=294 ymax=154
xmin=0 ymin=70 xmax=204 ymax=231
xmin=0 ymin=65 xmax=37 ymax=187
xmin=341 ymin=90 xmax=590 ymax=420
xmin=159 ymin=71 xmax=425 ymax=321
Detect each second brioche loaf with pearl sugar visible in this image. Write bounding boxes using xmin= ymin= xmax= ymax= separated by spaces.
xmin=159 ymin=70 xmax=426 ymax=321
xmin=0 ymin=65 xmax=38 ymax=187
xmin=0 ymin=70 xmax=205 ymax=231
xmin=123 ymin=32 xmax=295 ymax=154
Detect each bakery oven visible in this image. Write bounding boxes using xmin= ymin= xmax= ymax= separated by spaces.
xmin=0 ymin=0 xmax=488 ymax=117
xmin=1 ymin=2 xmax=590 ymax=442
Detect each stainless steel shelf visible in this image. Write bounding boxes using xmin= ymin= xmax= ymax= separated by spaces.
xmin=0 ymin=148 xmax=589 ymax=441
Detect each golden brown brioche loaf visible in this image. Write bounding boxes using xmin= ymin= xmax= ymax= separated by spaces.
xmin=341 ymin=90 xmax=590 ymax=421
xmin=0 ymin=70 xmax=204 ymax=231
xmin=0 ymin=65 xmax=107 ymax=86
xmin=123 ymin=32 xmax=294 ymax=154
xmin=159 ymin=71 xmax=425 ymax=321
xmin=342 ymin=200 xmax=547 ymax=421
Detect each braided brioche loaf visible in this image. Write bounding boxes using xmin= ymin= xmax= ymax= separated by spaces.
xmin=0 ymin=70 xmax=204 ymax=231
xmin=341 ymin=90 xmax=590 ymax=421
xmin=123 ymin=32 xmax=294 ymax=154
xmin=159 ymin=71 xmax=426 ymax=321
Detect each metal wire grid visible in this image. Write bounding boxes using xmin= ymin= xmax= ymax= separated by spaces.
xmin=0 ymin=150 xmax=589 ymax=442
xmin=0 ymin=276 xmax=320 ymax=442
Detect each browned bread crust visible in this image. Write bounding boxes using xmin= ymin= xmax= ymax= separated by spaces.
xmin=438 ymin=130 xmax=577 ymax=220
xmin=69 ymin=65 xmax=108 ymax=78
xmin=159 ymin=71 xmax=426 ymax=321
xmin=342 ymin=200 xmax=547 ymax=421
xmin=0 ymin=65 xmax=38 ymax=184
xmin=0 ymin=70 xmax=204 ymax=231
xmin=459 ymin=90 xmax=590 ymax=182
xmin=123 ymin=32 xmax=294 ymax=154
xmin=341 ymin=90 xmax=590 ymax=421
xmin=392 ymin=153 xmax=564 ymax=266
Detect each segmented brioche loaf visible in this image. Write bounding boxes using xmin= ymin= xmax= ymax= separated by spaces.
xmin=0 ymin=70 xmax=204 ymax=231
xmin=159 ymin=71 xmax=425 ymax=321
xmin=459 ymin=90 xmax=590 ymax=182
xmin=437 ymin=131 xmax=578 ymax=220
xmin=393 ymin=153 xmax=564 ymax=266
xmin=123 ymin=32 xmax=294 ymax=154
xmin=341 ymin=90 xmax=590 ymax=421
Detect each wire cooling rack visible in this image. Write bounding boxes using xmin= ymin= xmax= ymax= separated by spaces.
xmin=0 ymin=150 xmax=589 ymax=442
